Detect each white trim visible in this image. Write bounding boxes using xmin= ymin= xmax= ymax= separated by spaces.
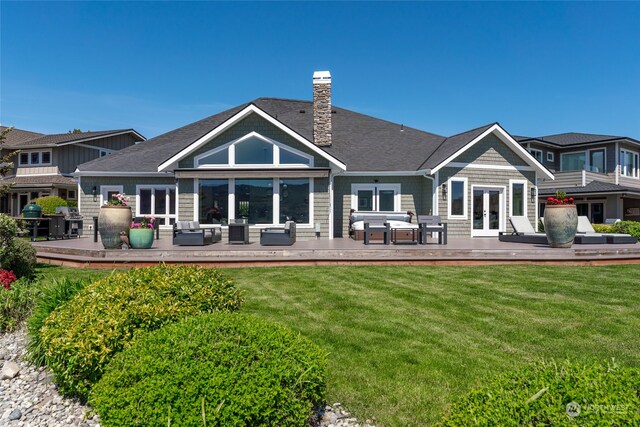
xmin=193 ymin=131 xmax=314 ymax=169
xmin=508 ymin=179 xmax=528 ymax=218
xmin=350 ymin=183 xmax=401 ymax=212
xmin=615 ymin=142 xmax=620 ymax=185
xmin=77 ymin=176 xmax=82 ymax=213
xmin=328 ymin=174 xmax=334 ymax=239
xmin=135 ymin=185 xmax=177 ymax=228
xmin=340 ymin=170 xmax=430 ymax=176
xmin=18 ymin=149 xmax=52 ymax=166
xmin=433 ymin=171 xmax=439 ymax=216
xmin=534 ymin=173 xmax=539 ymax=226
xmin=470 ymin=185 xmax=506 ymax=237
xmin=431 ymin=124 xmax=554 ymax=180
xmin=56 ymin=130 xmax=145 ymax=147
xmin=73 ymin=171 xmax=174 ymax=177
xmin=193 ymin=179 xmax=199 ymax=222
xmin=100 ymin=185 xmax=123 ymax=206
xmin=74 ymin=143 xmax=113 ymax=154
xmin=546 ymin=152 xmax=555 ymax=162
xmin=620 ymin=148 xmax=639 ymax=179
xmin=529 ymin=148 xmax=543 ymax=163
xmin=446 ymin=162 xmax=534 ymax=172
xmin=157 ymin=104 xmax=346 ymax=171
xmin=447 ymin=177 xmax=468 ymax=220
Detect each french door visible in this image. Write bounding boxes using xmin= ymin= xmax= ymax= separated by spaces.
xmin=472 ymin=186 xmax=504 ymax=236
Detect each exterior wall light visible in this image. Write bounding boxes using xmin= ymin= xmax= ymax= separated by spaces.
xmin=92 ymin=186 xmax=98 ymax=202
xmin=441 ymin=183 xmax=447 ymax=200
xmin=530 ymin=187 xmax=536 ymax=203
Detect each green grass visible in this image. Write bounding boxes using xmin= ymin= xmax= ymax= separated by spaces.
xmin=32 ymin=264 xmax=640 ymax=426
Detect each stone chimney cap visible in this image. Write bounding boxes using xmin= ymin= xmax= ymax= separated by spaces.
xmin=313 ymin=71 xmax=331 ymax=84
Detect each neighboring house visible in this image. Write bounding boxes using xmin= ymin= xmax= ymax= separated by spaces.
xmin=0 ymin=127 xmax=145 ymax=216
xmin=516 ymin=134 xmax=640 ymax=223
xmin=75 ymin=71 xmax=553 ymax=240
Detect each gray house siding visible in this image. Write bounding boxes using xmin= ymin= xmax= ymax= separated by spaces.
xmin=55 ymin=134 xmax=139 ymax=174
xmin=333 ymin=175 xmax=432 ymax=238
xmin=438 ymin=134 xmax=537 ymax=236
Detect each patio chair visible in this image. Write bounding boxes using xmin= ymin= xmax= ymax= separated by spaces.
xmin=260 ymin=221 xmax=296 ymax=246
xmin=417 ymin=215 xmax=447 ymax=244
xmin=172 ymin=221 xmax=221 ymax=246
xmin=577 ymin=216 xmax=637 ymax=244
xmin=498 ymin=216 xmax=548 ymax=244
xmin=363 ymin=216 xmax=390 ymax=245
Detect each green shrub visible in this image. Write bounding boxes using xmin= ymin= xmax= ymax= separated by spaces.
xmin=27 ymin=277 xmax=90 ymax=366
xmin=39 ymin=265 xmax=244 ymax=399
xmin=32 ymin=195 xmax=67 ymax=215
xmin=1 ymin=238 xmax=37 ymax=279
xmin=592 ymin=224 xmax=615 ymax=233
xmin=91 ymin=313 xmax=327 ymax=427
xmin=0 ymin=278 xmax=40 ymax=332
xmin=613 ymin=221 xmax=640 ymax=239
xmin=0 ymin=214 xmax=18 ymax=264
xmin=438 ymin=360 xmax=640 ymax=426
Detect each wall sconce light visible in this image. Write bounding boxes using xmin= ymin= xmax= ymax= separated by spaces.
xmin=441 ymin=183 xmax=447 ymax=200
xmin=92 ymin=186 xmax=98 ymax=202
xmin=530 ymin=187 xmax=536 ymax=203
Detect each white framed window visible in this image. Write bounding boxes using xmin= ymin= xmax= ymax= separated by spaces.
xmin=350 ymin=183 xmax=401 ymax=212
xmin=136 ymin=185 xmax=177 ymax=226
xmin=529 ymin=148 xmax=543 ymax=163
xmin=194 ymin=132 xmax=314 ymax=168
xmin=560 ymin=151 xmax=586 ymax=171
xmin=447 ymin=177 xmax=468 ymax=219
xmin=620 ymin=149 xmax=639 ymax=178
xmin=546 ymin=152 xmax=554 ymax=162
xmin=509 ymin=179 xmax=527 ymax=217
xmin=18 ymin=150 xmax=52 ymax=166
xmin=100 ymin=185 xmax=123 ymax=205
xmin=196 ymin=178 xmax=313 ymax=226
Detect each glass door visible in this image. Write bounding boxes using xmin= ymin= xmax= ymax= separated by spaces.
xmin=352 ymin=184 xmax=400 ymax=212
xmin=472 ymin=187 xmax=504 ymax=236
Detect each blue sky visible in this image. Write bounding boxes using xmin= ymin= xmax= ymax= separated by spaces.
xmin=1 ymin=1 xmax=639 ymax=140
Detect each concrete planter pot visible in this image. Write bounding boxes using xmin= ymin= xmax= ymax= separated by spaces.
xmin=544 ymin=204 xmax=578 ymax=248
xmin=129 ymin=228 xmax=154 ymax=249
xmin=98 ymin=206 xmax=132 ymax=249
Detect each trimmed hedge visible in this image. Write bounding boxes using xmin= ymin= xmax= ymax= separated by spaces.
xmin=26 ymin=277 xmax=90 ymax=366
xmin=439 ymin=360 xmax=640 ymax=426
xmin=592 ymin=221 xmax=640 ymax=239
xmin=91 ymin=313 xmax=327 ymax=427
xmin=39 ymin=265 xmax=244 ymax=399
xmin=32 ymin=195 xmax=68 ymax=215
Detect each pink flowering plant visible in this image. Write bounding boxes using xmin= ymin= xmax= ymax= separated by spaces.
xmin=104 ymin=193 xmax=129 ymax=207
xmin=131 ymin=215 xmax=155 ymax=229
xmin=0 ymin=269 xmax=17 ymax=290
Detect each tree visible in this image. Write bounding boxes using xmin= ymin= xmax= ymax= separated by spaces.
xmin=0 ymin=127 xmax=18 ymax=197
xmin=68 ymin=129 xmax=85 ymax=134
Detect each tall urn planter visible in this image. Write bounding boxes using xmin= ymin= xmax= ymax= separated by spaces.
xmin=98 ymin=206 xmax=132 ymax=249
xmin=544 ymin=204 xmax=578 ymax=248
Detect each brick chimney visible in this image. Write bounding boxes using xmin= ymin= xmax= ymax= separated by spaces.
xmin=313 ymin=71 xmax=332 ymax=147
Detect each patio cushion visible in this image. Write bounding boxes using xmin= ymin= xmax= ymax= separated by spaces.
xmin=351 ymin=220 xmax=418 ymax=231
xmin=509 ymin=216 xmax=537 ymax=234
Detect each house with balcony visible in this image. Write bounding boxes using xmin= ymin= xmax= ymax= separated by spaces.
xmin=517 ymin=133 xmax=640 ymax=223
xmin=0 ymin=127 xmax=145 ymax=216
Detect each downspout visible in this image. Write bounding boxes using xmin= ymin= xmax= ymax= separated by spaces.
xmin=422 ymin=171 xmax=435 ymax=215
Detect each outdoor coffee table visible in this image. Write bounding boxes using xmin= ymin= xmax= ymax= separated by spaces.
xmin=391 ymin=227 xmax=418 ymax=245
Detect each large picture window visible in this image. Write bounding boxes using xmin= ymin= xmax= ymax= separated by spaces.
xmin=561 ymin=152 xmax=586 ymax=171
xmin=198 ymin=178 xmax=311 ymax=225
xmin=199 ymin=179 xmax=229 ymax=224
xmin=137 ymin=186 xmax=176 ymax=226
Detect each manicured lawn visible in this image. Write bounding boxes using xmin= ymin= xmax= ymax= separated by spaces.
xmin=35 ymin=264 xmax=640 ymax=426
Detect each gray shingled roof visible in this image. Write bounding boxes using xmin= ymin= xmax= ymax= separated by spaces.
xmin=1 ymin=126 xmax=44 ymax=146
xmin=79 ymin=98 xmax=492 ymax=173
xmin=539 ymin=180 xmax=640 ymax=196
xmin=0 ymin=175 xmax=77 ymax=187
xmin=3 ymin=129 xmax=144 ymax=148
xmin=418 ymin=123 xmax=496 ymax=170
xmin=519 ymin=132 xmax=640 ymax=147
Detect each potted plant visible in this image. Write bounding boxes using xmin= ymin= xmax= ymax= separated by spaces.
xmin=544 ymin=191 xmax=578 ymax=248
xmin=98 ymin=193 xmax=132 ymax=249
xmin=129 ymin=215 xmax=155 ymax=249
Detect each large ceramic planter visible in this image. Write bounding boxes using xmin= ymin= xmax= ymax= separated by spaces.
xmin=129 ymin=228 xmax=154 ymax=249
xmin=544 ymin=204 xmax=578 ymax=248
xmin=98 ymin=206 xmax=132 ymax=249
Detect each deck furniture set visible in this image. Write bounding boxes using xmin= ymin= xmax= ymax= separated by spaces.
xmin=350 ymin=211 xmax=448 ymax=245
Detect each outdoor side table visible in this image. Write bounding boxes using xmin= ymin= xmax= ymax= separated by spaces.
xmin=391 ymin=227 xmax=418 ymax=245
xmin=228 ymin=222 xmax=250 ymax=244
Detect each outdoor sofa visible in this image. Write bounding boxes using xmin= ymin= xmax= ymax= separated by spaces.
xmin=349 ymin=211 xmax=417 ymax=242
xmin=173 ymin=221 xmax=221 ymax=246
xmin=260 ymin=221 xmax=296 ymax=246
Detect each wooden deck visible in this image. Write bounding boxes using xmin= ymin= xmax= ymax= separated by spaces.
xmin=31 ymin=236 xmax=640 ymax=268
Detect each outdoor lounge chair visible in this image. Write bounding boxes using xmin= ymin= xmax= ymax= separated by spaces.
xmin=260 ymin=221 xmax=296 ymax=246
xmin=417 ymin=215 xmax=447 ymax=244
xmin=498 ymin=216 xmax=548 ymax=244
xmin=363 ymin=216 xmax=390 ymax=245
xmin=577 ymin=216 xmax=637 ymax=244
xmin=173 ymin=221 xmax=221 ymax=246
